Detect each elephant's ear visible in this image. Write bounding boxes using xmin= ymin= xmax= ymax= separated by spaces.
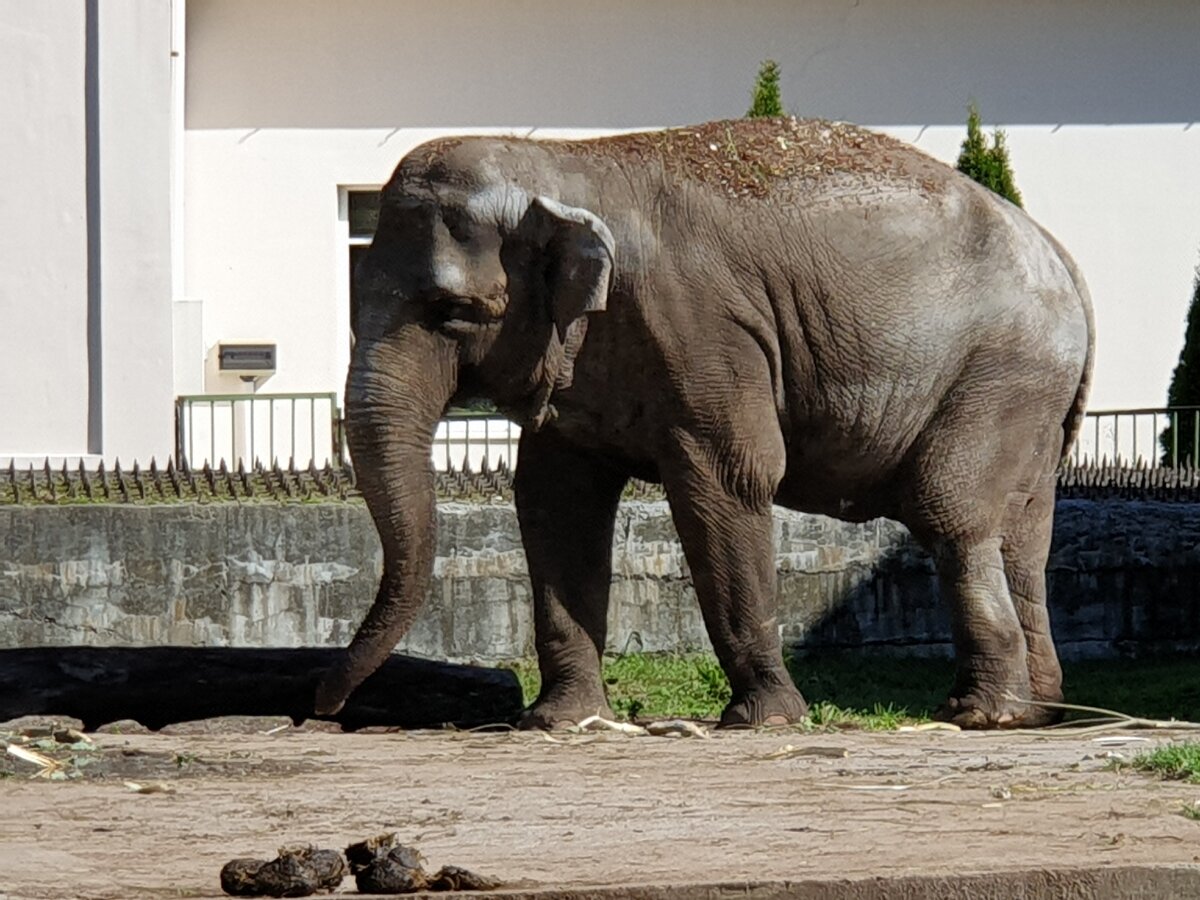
xmin=526 ymin=196 xmax=615 ymax=336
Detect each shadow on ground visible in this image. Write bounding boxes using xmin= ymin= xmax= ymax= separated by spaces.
xmin=786 ymin=649 xmax=1200 ymax=724
xmin=0 ymin=647 xmax=523 ymax=731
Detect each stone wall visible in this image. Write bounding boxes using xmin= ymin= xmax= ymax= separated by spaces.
xmin=1 ymin=500 xmax=1197 ymax=660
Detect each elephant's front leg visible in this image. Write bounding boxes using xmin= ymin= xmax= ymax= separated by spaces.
xmin=515 ymin=430 xmax=627 ymax=729
xmin=663 ymin=427 xmax=809 ymax=728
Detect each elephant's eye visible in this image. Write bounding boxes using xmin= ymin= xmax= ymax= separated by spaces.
xmin=442 ymin=209 xmax=473 ymax=243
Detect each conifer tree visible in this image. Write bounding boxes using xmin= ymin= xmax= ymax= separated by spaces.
xmin=1161 ymin=265 xmax=1200 ymax=464
xmin=956 ymin=103 xmax=1023 ymax=208
xmin=747 ymin=60 xmax=783 ymax=118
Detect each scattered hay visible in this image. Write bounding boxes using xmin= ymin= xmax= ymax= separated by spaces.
xmin=764 ymin=744 xmax=850 ymax=760
xmin=1003 ymin=693 xmax=1200 ymax=735
xmin=397 ymin=117 xmax=947 ymax=204
xmin=645 ymin=719 xmax=710 ymax=739
xmin=6 ymin=743 xmax=60 ymax=772
xmin=575 ymin=714 xmax=648 ymax=735
xmin=811 ymin=773 xmax=961 ymax=792
xmin=896 ymin=722 xmax=961 ymax=733
xmin=123 ymin=780 xmax=175 ymax=794
xmin=550 ymin=118 xmax=946 ymax=200
xmin=2 ymin=723 xmax=98 ymax=780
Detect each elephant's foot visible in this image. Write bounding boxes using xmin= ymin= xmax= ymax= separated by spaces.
xmin=719 ymin=684 xmax=809 ymax=728
xmin=934 ymin=689 xmax=1063 ymax=729
xmin=518 ymin=692 xmax=614 ymax=731
xmin=1026 ymin=655 xmax=1066 ymax=719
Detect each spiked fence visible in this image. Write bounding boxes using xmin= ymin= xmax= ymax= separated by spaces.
xmin=0 ymin=457 xmax=519 ymax=505
xmin=1055 ymin=459 xmax=1200 ymax=502
xmin=0 ymin=458 xmax=356 ymax=505
xmin=3 ymin=456 xmax=1200 ymax=506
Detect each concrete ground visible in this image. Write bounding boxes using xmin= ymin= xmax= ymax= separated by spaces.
xmin=1 ymin=720 xmax=1199 ymax=899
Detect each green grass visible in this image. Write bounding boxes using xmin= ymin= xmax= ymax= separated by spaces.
xmin=503 ymin=653 xmax=732 ymax=721
xmin=1124 ymin=742 xmax=1200 ymax=820
xmin=603 ymin=652 xmax=731 ymax=720
xmin=502 ymin=651 xmax=1200 ymax=731
xmin=805 ymin=700 xmax=916 ymax=731
xmin=502 ymin=652 xmax=937 ymax=728
xmin=1128 ymin=742 xmax=1200 ymax=784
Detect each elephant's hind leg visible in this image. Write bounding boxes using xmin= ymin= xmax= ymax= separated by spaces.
xmin=927 ymin=535 xmax=1035 ymax=728
xmin=999 ymin=473 xmax=1065 ymax=726
xmin=515 ymin=430 xmax=626 ymax=729
xmin=904 ymin=403 xmax=1059 ymax=728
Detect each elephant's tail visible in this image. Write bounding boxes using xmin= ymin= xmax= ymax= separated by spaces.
xmin=1054 ymin=242 xmax=1096 ymax=466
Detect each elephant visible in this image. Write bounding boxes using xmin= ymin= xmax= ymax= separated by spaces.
xmin=314 ymin=117 xmax=1094 ymax=730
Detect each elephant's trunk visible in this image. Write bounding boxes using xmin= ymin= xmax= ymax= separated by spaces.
xmin=314 ymin=324 xmax=457 ymax=715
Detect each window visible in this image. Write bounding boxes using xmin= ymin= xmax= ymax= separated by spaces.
xmin=348 ymin=190 xmax=381 ymax=238
xmin=346 ymin=190 xmax=382 ymax=347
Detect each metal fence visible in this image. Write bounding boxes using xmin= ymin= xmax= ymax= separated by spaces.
xmin=434 ymin=407 xmax=1200 ymax=472
xmin=173 ymin=394 xmax=521 ymax=471
xmin=173 ymin=395 xmax=1198 ymax=474
xmin=175 ymin=393 xmax=345 ymax=469
xmin=434 ymin=413 xmax=521 ymax=471
xmin=1071 ymin=407 xmax=1200 ymax=468
xmin=436 ymin=406 xmax=1200 ymax=471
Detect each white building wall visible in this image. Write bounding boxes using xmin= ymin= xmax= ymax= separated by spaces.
xmin=0 ymin=2 xmax=91 ymax=456
xmin=96 ymin=0 xmax=176 ymax=464
xmin=183 ymin=0 xmax=1200 ymax=413
xmin=0 ymin=0 xmax=177 ymax=466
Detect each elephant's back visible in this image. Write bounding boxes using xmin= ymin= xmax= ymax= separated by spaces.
xmin=545 ymin=118 xmax=955 ymax=203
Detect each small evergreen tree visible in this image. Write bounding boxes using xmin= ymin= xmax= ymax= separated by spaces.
xmin=956 ymin=103 xmax=1023 ymax=208
xmin=747 ymin=59 xmax=783 ymax=118
xmin=1161 ymin=264 xmax=1200 ymax=465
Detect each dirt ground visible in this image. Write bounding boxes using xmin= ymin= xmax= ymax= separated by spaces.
xmin=2 ymin=718 xmax=1199 ymax=900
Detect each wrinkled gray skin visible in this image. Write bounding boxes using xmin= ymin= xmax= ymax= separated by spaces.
xmin=314 ymin=118 xmax=1094 ymax=730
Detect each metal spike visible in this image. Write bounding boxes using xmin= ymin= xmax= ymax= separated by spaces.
xmin=39 ymin=458 xmax=53 ymax=501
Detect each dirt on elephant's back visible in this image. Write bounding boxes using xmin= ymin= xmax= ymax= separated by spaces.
xmin=1 ymin=723 xmax=1198 ymax=898
xmin=551 ymin=117 xmax=948 ymax=199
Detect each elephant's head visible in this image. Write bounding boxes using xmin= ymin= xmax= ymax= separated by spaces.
xmin=314 ymin=141 xmax=615 ymax=715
